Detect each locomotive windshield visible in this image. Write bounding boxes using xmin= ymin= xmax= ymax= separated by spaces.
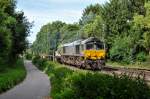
xmin=86 ymin=42 xmax=104 ymax=50
xmin=96 ymin=43 xmax=104 ymax=50
xmin=86 ymin=43 xmax=94 ymax=50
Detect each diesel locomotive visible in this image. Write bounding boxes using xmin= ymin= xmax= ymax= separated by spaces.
xmin=55 ymin=37 xmax=106 ymax=70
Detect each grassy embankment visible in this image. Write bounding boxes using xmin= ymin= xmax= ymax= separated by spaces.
xmin=33 ymin=57 xmax=150 ymax=99
xmin=107 ymin=54 xmax=150 ymax=69
xmin=107 ymin=60 xmax=150 ymax=70
xmin=0 ymin=59 xmax=26 ymax=93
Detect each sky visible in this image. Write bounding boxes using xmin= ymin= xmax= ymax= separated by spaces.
xmin=17 ymin=0 xmax=108 ymax=43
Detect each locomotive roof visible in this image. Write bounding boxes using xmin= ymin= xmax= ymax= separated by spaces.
xmin=61 ymin=37 xmax=102 ymax=47
xmin=81 ymin=37 xmax=101 ymax=44
xmin=62 ymin=39 xmax=82 ymax=47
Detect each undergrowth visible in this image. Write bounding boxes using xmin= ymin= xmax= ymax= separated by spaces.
xmin=33 ymin=57 xmax=150 ymax=99
xmin=0 ymin=59 xmax=26 ymax=93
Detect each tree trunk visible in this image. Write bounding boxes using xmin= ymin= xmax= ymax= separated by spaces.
xmin=53 ymin=50 xmax=55 ymax=61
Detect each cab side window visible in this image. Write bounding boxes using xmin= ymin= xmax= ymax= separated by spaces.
xmin=96 ymin=43 xmax=103 ymax=50
xmin=86 ymin=44 xmax=93 ymax=50
xmin=76 ymin=45 xmax=80 ymax=54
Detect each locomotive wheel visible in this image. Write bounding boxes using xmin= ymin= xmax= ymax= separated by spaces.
xmin=97 ymin=63 xmax=102 ymax=70
xmin=82 ymin=60 xmax=89 ymax=69
xmin=91 ymin=62 xmax=97 ymax=70
xmin=80 ymin=61 xmax=85 ymax=69
xmin=97 ymin=59 xmax=105 ymax=70
xmin=58 ymin=56 xmax=105 ymax=71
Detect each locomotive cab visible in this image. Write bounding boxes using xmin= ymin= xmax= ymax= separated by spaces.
xmin=86 ymin=41 xmax=104 ymax=50
xmin=83 ymin=38 xmax=106 ymax=60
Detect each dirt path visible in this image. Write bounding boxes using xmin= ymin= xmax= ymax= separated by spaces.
xmin=0 ymin=60 xmax=50 ymax=99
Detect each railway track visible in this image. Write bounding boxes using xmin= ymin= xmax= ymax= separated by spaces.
xmin=103 ymin=66 xmax=150 ymax=83
xmin=62 ymin=63 xmax=150 ymax=84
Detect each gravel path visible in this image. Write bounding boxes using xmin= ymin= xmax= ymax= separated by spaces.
xmin=0 ymin=60 xmax=50 ymax=99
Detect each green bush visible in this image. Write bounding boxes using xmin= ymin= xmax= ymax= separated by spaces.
xmin=109 ymin=36 xmax=132 ymax=64
xmin=25 ymin=53 xmax=33 ymax=60
xmin=32 ymin=55 xmax=41 ymax=65
xmin=64 ymin=73 xmax=150 ymax=99
xmin=0 ymin=59 xmax=26 ymax=93
xmin=33 ymin=58 xmax=150 ymax=99
xmin=0 ymin=57 xmax=5 ymax=72
xmin=32 ymin=56 xmax=48 ymax=70
xmin=136 ymin=52 xmax=147 ymax=62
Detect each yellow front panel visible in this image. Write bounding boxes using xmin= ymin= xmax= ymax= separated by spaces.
xmin=83 ymin=50 xmax=106 ymax=60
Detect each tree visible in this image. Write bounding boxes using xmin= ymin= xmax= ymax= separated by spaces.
xmin=142 ymin=2 xmax=150 ymax=54
xmin=79 ymin=4 xmax=104 ymax=40
xmin=79 ymin=11 xmax=96 ymax=26
xmin=82 ymin=4 xmax=102 ymax=16
xmin=0 ymin=0 xmax=15 ymax=64
xmin=82 ymin=15 xmax=104 ymax=40
xmin=32 ymin=21 xmax=66 ymax=55
xmin=32 ymin=0 xmax=149 ymax=64
xmin=102 ymin=0 xmax=131 ymax=43
xmin=129 ymin=0 xmax=145 ymax=15
xmin=102 ymin=0 xmax=146 ymax=45
xmin=132 ymin=2 xmax=150 ymax=55
xmin=60 ymin=23 xmax=80 ymax=43
xmin=0 ymin=10 xmax=12 ymax=64
xmin=0 ymin=0 xmax=31 ymax=65
xmin=109 ymin=36 xmax=132 ymax=63
xmin=143 ymin=32 xmax=150 ymax=54
xmin=9 ymin=12 xmax=31 ymax=62
xmin=79 ymin=4 xmax=102 ymax=26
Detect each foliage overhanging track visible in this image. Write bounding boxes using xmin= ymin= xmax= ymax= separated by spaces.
xmin=59 ymin=62 xmax=150 ymax=84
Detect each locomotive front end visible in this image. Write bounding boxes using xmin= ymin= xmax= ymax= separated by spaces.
xmin=82 ymin=39 xmax=106 ymax=70
xmin=84 ymin=50 xmax=106 ymax=60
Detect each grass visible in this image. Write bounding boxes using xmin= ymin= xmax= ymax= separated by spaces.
xmin=107 ymin=56 xmax=150 ymax=69
xmin=0 ymin=59 xmax=26 ymax=93
xmin=33 ymin=58 xmax=150 ymax=99
xmin=107 ymin=60 xmax=150 ymax=70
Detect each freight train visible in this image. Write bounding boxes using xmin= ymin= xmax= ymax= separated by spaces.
xmin=55 ymin=37 xmax=106 ymax=70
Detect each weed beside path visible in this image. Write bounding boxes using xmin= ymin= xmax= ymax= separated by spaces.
xmin=33 ymin=58 xmax=150 ymax=99
xmin=0 ymin=59 xmax=26 ymax=94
